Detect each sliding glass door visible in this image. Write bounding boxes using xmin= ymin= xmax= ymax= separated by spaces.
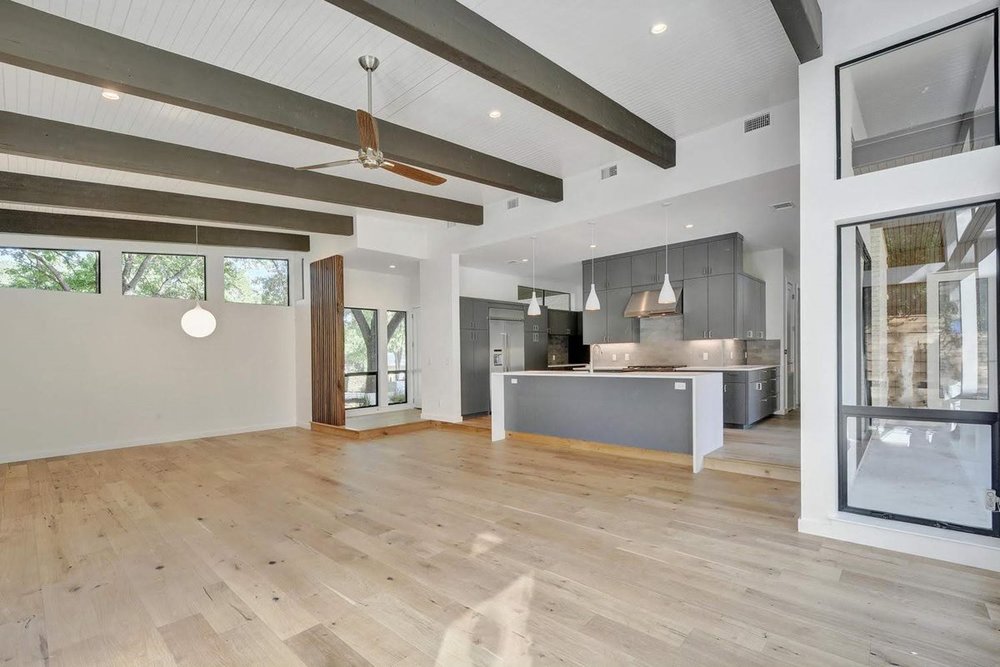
xmin=838 ymin=201 xmax=999 ymax=535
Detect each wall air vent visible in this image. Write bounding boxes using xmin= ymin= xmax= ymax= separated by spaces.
xmin=506 ymin=197 xmax=520 ymax=210
xmin=770 ymin=201 xmax=796 ymax=210
xmin=600 ymin=164 xmax=618 ymax=180
xmin=744 ymin=112 xmax=771 ymax=133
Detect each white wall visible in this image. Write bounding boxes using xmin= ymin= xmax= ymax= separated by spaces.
xmin=460 ymin=265 xmax=579 ymax=308
xmin=419 ymin=254 xmax=461 ymax=422
xmin=744 ymin=248 xmax=791 ymax=412
xmin=798 ymin=0 xmax=1000 ymax=570
xmin=0 ymin=234 xmax=299 ymax=464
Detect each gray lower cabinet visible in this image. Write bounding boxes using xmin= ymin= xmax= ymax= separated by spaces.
xmin=460 ymin=328 xmax=490 ymax=415
xmin=721 ymin=367 xmax=778 ymax=427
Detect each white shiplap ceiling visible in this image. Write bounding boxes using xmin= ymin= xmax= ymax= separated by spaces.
xmin=1 ymin=0 xmax=799 ymax=212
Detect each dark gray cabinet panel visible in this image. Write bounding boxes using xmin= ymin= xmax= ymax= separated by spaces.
xmin=683 ymin=243 xmax=708 ymax=279
xmin=548 ymin=309 xmax=580 ymax=336
xmin=723 ymin=382 xmax=747 ymax=425
xmin=605 ymin=286 xmax=637 ymax=343
xmin=707 ymin=274 xmax=735 ymax=339
xmin=682 ymin=276 xmax=708 ymax=339
xmin=707 ymin=237 xmax=736 ymax=274
xmin=460 ymin=329 xmax=490 ymax=415
xmin=582 ymin=259 xmax=607 ymax=291
xmin=582 ymin=291 xmax=607 ymax=344
xmin=606 ymin=256 xmax=632 ymax=290
xmin=524 ymin=306 xmax=549 ymax=370
xmin=631 ymin=251 xmax=658 ymax=286
xmin=459 ymin=296 xmax=489 ymax=330
xmin=665 ymin=245 xmax=684 ymax=279
xmin=754 ymin=279 xmax=766 ymax=339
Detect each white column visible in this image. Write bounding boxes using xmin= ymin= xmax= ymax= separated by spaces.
xmin=418 ymin=253 xmax=462 ymax=422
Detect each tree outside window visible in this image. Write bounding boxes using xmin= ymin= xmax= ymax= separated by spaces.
xmin=0 ymin=247 xmax=99 ymax=293
xmin=122 ymin=253 xmax=205 ymax=299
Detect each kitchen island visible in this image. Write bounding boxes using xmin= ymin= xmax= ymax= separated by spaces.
xmin=490 ymin=370 xmax=723 ymax=472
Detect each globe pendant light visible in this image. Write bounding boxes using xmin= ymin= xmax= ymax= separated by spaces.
xmin=584 ymin=222 xmax=601 ymax=311
xmin=527 ymin=236 xmax=541 ymax=316
xmin=658 ymin=203 xmax=676 ymax=305
xmin=181 ymin=225 xmax=217 ymax=338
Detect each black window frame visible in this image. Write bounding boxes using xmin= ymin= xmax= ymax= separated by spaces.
xmin=835 ymin=199 xmax=1000 ymax=537
xmin=0 ymin=245 xmax=102 ymax=294
xmin=222 ymin=255 xmax=291 ymax=306
xmin=835 ymin=9 xmax=1000 ymax=180
xmin=344 ymin=306 xmax=379 ymax=411
xmin=121 ymin=251 xmax=207 ymax=301
xmin=387 ymin=309 xmax=408 ymax=406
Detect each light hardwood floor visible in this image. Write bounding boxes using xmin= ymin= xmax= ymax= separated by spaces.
xmin=2 ymin=427 xmax=998 ymax=666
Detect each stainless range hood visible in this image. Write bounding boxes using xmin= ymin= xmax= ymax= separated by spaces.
xmin=623 ymin=288 xmax=683 ymax=318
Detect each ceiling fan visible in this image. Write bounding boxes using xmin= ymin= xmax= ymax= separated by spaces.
xmin=296 ymin=55 xmax=447 ymax=186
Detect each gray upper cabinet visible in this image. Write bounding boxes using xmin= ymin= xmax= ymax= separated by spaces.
xmin=606 ymin=256 xmax=632 ymax=290
xmin=707 ymin=274 xmax=735 ymax=339
xmin=707 ymin=238 xmax=736 ymax=275
xmin=683 ymin=243 xmax=709 ymax=279
xmin=549 ymin=309 xmax=580 ymax=336
xmin=460 ymin=296 xmax=489 ymax=330
xmin=582 ymin=259 xmax=607 ymax=291
xmin=605 ymin=287 xmax=637 ymax=343
xmin=582 ymin=292 xmax=607 ymax=344
xmin=662 ymin=245 xmax=684 ymax=280
xmin=631 ymin=251 xmax=658 ymax=286
xmin=682 ymin=277 xmax=709 ymax=339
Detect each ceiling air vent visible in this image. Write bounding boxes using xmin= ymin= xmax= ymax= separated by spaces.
xmin=744 ymin=112 xmax=771 ymax=133
xmin=506 ymin=197 xmax=520 ymax=210
xmin=600 ymin=164 xmax=618 ymax=180
xmin=770 ymin=201 xmax=796 ymax=211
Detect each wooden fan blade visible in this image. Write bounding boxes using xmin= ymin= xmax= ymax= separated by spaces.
xmin=380 ymin=161 xmax=446 ymax=186
xmin=357 ymin=109 xmax=379 ymax=151
xmin=296 ymin=158 xmax=359 ymax=171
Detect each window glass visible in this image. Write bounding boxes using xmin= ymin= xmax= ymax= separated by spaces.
xmin=837 ymin=12 xmax=997 ymax=178
xmin=224 ymin=257 xmax=289 ymax=305
xmin=122 ymin=253 xmax=205 ymax=299
xmin=345 ymin=307 xmax=378 ymax=409
xmin=387 ymin=310 xmax=407 ymax=405
xmin=0 ymin=247 xmax=99 ymax=293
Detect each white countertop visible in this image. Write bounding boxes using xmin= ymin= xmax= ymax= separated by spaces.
xmin=676 ymin=365 xmax=778 ymax=372
xmin=502 ymin=370 xmax=715 ymax=380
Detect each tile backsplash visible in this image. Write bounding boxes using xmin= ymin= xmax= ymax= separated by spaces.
xmin=584 ymin=316 xmax=781 ymax=368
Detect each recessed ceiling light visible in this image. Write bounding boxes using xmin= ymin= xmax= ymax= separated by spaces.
xmin=389 ymin=264 xmax=396 ymax=269
xmin=685 ymin=224 xmax=694 ymax=229
xmin=589 ymin=243 xmax=597 ymax=249
xmin=489 ymin=110 xmax=502 ymax=119
xmin=521 ymin=258 xmax=529 ymax=262
xmin=101 ymin=89 xmax=120 ymax=100
xmin=650 ymin=23 xmax=668 ymax=35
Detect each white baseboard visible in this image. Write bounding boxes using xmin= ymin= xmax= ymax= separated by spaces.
xmin=799 ymin=514 xmax=1000 ymax=573
xmin=420 ymin=412 xmax=462 ymax=424
xmin=0 ymin=421 xmax=298 ymax=465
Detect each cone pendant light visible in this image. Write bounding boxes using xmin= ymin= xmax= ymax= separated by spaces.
xmin=527 ymin=236 xmax=541 ymax=316
xmin=585 ymin=223 xmax=601 ymax=311
xmin=658 ymin=203 xmax=676 ymax=305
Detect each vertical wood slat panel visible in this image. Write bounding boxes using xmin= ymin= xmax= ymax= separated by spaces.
xmin=310 ymin=255 xmax=345 ymax=426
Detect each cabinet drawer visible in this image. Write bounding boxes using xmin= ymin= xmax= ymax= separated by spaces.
xmin=723 ymin=371 xmax=747 ymax=384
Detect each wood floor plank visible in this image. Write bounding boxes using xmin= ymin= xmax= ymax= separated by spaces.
xmin=2 ymin=427 xmax=997 ymax=666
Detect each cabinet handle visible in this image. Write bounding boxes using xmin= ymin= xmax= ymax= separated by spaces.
xmin=708 ymin=330 xmax=713 ymax=338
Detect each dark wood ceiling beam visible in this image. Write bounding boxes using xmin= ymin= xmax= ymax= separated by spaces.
xmin=0 ymin=209 xmax=310 ymax=252
xmin=323 ymin=0 xmax=676 ymax=169
xmin=769 ymin=0 xmax=823 ymax=63
xmin=0 ymin=172 xmax=352 ymax=236
xmin=0 ymin=0 xmax=562 ymax=202
xmin=0 ymin=112 xmax=483 ymax=226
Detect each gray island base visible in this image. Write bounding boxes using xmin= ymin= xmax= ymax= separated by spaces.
xmin=490 ymin=371 xmax=723 ymax=472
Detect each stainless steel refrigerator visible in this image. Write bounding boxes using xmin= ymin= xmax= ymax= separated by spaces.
xmin=488 ymin=308 xmax=525 ymax=379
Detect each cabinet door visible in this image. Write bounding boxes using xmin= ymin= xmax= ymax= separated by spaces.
xmin=631 ymin=251 xmax=658 ymax=286
xmin=460 ymin=330 xmax=477 ymax=414
xmin=606 ymin=256 xmax=632 ymax=290
xmin=683 ymin=243 xmax=708 ymax=279
xmin=473 ymin=329 xmax=491 ymax=413
xmin=605 ymin=287 xmax=637 ymax=343
xmin=664 ymin=245 xmax=684 ymax=281
xmin=735 ymin=274 xmax=752 ymax=339
xmin=707 ymin=274 xmax=735 ymax=339
xmin=460 ymin=297 xmax=474 ymax=330
xmin=707 ymin=237 xmax=736 ymax=275
xmin=582 ymin=293 xmax=607 ymax=344
xmin=723 ymin=382 xmax=747 ymax=425
xmin=460 ymin=297 xmax=489 ymax=330
xmin=682 ymin=277 xmax=708 ymax=340
xmin=756 ymin=280 xmax=766 ymax=339
xmin=548 ymin=309 xmax=568 ymax=335
xmin=583 ymin=259 xmax=607 ymax=291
